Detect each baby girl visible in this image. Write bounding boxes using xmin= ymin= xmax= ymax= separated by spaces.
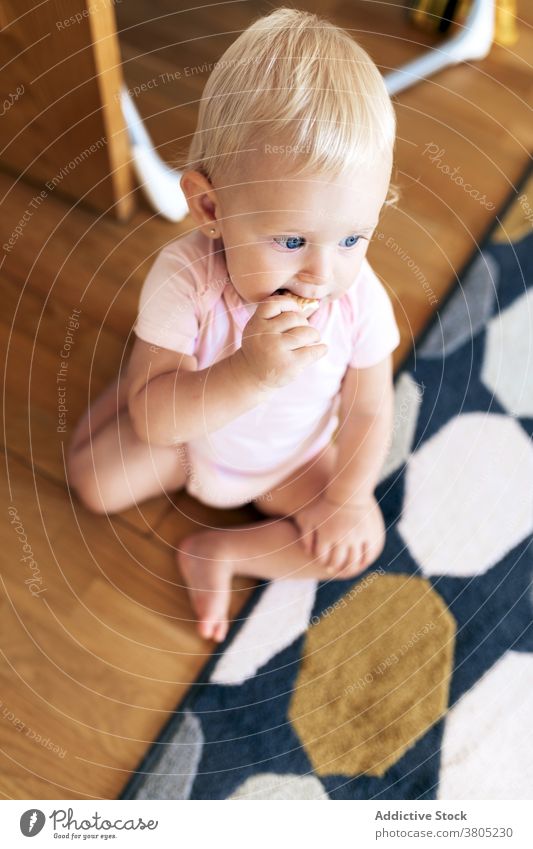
xmin=66 ymin=7 xmax=401 ymax=643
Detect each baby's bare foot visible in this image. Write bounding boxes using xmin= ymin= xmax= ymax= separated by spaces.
xmin=176 ymin=531 xmax=234 ymax=643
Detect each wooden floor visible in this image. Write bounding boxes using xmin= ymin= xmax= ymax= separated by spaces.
xmin=1 ymin=0 xmax=531 ymax=799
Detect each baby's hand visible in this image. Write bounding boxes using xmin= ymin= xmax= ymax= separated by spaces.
xmin=237 ymin=294 xmax=328 ymax=390
xmin=293 ymin=494 xmax=385 ymax=578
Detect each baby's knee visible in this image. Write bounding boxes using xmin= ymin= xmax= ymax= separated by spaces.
xmin=69 ymin=474 xmax=110 ymax=515
xmin=65 ymin=443 xmax=84 ymax=492
xmin=66 ymin=454 xmax=118 ymax=515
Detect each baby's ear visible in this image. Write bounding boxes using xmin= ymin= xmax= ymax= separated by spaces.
xmin=180 ymin=170 xmax=218 ymax=233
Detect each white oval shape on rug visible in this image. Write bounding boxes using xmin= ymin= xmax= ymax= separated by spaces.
xmin=398 ymin=413 xmax=533 ymax=576
xmin=438 ymin=651 xmax=533 ymax=799
xmin=211 ymin=579 xmax=318 ymax=686
xmin=229 ymin=772 xmax=328 ymax=800
xmin=481 ymin=287 xmax=533 ymax=418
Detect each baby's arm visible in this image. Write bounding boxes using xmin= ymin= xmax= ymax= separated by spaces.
xmin=128 ymin=344 xmax=267 ymax=446
xmin=293 ymin=355 xmax=394 ymax=576
xmin=325 ymin=355 xmax=395 ymax=506
xmin=129 ymin=296 xmax=327 ymax=446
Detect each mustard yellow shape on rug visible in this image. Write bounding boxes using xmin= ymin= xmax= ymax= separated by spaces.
xmin=288 ymin=573 xmax=456 ymax=778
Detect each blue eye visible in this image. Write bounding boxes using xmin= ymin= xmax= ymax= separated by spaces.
xmin=273 ymin=235 xmax=305 ymax=250
xmin=340 ymin=234 xmax=360 ymax=248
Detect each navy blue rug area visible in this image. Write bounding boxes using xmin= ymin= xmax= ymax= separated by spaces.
xmin=120 ymin=166 xmax=533 ymax=801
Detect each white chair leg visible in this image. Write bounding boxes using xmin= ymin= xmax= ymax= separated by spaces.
xmin=120 ymin=87 xmax=190 ymax=223
xmin=385 ymin=0 xmax=495 ymax=96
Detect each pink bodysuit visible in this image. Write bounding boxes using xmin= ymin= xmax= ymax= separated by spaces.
xmin=133 ymin=229 xmax=401 ymax=509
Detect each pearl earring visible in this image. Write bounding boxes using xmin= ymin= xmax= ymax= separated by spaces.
xmin=210 ymin=227 xmax=216 ymax=235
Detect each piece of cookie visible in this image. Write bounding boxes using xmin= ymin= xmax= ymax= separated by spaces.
xmin=276 ymin=289 xmax=321 ymax=318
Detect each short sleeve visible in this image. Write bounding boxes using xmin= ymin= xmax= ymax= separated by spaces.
xmin=133 ymin=246 xmax=201 ymax=355
xmin=347 ymin=259 xmax=401 ymax=369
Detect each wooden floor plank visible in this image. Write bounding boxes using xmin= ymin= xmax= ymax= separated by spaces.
xmin=1 ymin=454 xmax=257 ymax=798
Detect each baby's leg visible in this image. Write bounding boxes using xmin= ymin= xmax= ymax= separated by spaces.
xmin=178 ymin=517 xmax=334 ymax=643
xmin=68 ymin=375 xmax=127 ymax=456
xmin=66 ymin=377 xmax=187 ymax=515
xmin=178 ymin=444 xmax=385 ymax=642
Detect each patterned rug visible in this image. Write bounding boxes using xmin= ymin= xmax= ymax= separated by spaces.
xmin=120 ymin=167 xmax=533 ymax=801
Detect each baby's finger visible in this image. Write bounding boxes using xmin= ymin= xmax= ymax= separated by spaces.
xmin=335 ymin=544 xmax=362 ymax=578
xmin=325 ymin=544 xmax=349 ymax=575
xmin=298 ymin=527 xmax=313 ymax=556
xmin=291 ymin=343 xmax=329 ymax=367
xmin=314 ymin=538 xmax=332 ymax=566
xmin=358 ymin=540 xmax=370 ymax=572
xmin=268 ymin=310 xmax=310 ymax=332
xmin=352 ymin=544 xmax=370 ymax=577
xmin=255 ymin=295 xmax=306 ymax=320
xmin=330 ymin=546 xmax=359 ymax=578
xmin=282 ymin=324 xmax=322 ymax=349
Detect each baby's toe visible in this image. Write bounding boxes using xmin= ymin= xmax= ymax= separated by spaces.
xmin=213 ymin=620 xmax=229 ymax=643
xmin=198 ymin=618 xmax=216 ymax=640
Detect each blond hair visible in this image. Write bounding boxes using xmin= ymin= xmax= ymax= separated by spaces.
xmin=182 ymin=7 xmax=398 ymax=203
